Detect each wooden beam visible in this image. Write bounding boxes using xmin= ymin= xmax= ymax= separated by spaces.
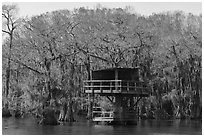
xmin=106 ymin=96 xmax=114 ymax=103
xmin=115 ymin=69 xmax=118 ymax=91
xmin=133 ymin=96 xmax=142 ymax=107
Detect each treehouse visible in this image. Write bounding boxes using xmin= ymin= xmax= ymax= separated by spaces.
xmin=84 ymin=68 xmax=149 ymax=96
xmin=83 ymin=67 xmax=150 ymax=124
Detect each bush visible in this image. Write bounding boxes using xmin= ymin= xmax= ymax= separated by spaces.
xmin=39 ymin=107 xmax=59 ymax=125
xmin=2 ymin=107 xmax=12 ymax=117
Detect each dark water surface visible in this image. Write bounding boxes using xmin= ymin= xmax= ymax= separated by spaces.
xmin=2 ymin=117 xmax=202 ymax=135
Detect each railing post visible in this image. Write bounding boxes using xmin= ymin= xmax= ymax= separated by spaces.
xmin=110 ymin=81 xmax=113 ymax=93
xmin=82 ymin=81 xmax=84 ymax=93
xmin=91 ymin=81 xmax=93 ymax=93
xmin=115 ymin=69 xmax=118 ymax=92
xmin=100 ymin=81 xmax=102 ymax=93
xmin=119 ymin=80 xmax=122 ymax=92
xmin=127 ymin=81 xmax=129 ymax=92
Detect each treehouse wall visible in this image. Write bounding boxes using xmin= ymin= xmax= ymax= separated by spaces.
xmin=92 ymin=68 xmax=139 ymax=81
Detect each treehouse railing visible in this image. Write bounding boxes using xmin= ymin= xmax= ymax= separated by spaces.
xmin=83 ymin=80 xmax=149 ymax=95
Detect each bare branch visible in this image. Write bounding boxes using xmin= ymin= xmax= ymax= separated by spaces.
xmin=2 ymin=30 xmax=10 ymax=35
xmin=2 ymin=55 xmax=44 ymax=75
xmin=2 ymin=13 xmax=9 ymax=20
xmin=89 ymin=53 xmax=110 ymax=63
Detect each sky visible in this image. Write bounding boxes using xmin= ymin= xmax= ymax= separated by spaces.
xmin=3 ymin=2 xmax=202 ymax=17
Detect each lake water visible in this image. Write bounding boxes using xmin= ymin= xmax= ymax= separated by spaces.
xmin=2 ymin=117 xmax=202 ymax=135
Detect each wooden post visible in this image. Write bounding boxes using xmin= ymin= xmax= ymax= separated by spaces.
xmin=91 ymin=81 xmax=94 ymax=119
xmin=130 ymin=97 xmax=134 ymax=108
xmin=88 ymin=70 xmax=94 ymax=120
xmin=113 ymin=95 xmax=122 ymax=124
xmin=127 ymin=81 xmax=129 ymax=92
xmin=100 ymin=81 xmax=102 ymax=93
xmin=110 ymin=81 xmax=113 ymax=93
xmin=115 ymin=69 xmax=118 ymax=92
xmin=87 ymin=81 xmax=94 ymax=119
xmin=87 ymin=93 xmax=92 ymax=119
xmin=119 ymin=81 xmax=122 ymax=91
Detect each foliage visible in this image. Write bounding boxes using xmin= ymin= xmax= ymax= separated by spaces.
xmin=2 ymin=4 xmax=202 ymax=122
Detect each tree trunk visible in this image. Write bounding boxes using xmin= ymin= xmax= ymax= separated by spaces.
xmin=65 ymin=98 xmax=75 ymax=122
xmin=65 ymin=62 xmax=75 ymax=122
xmin=5 ymin=34 xmax=13 ymax=97
xmin=58 ymin=102 xmax=67 ymax=121
xmin=5 ymin=64 xmax=11 ymax=98
xmin=44 ymin=59 xmax=52 ymax=106
xmin=3 ymin=32 xmax=13 ymax=118
xmin=191 ymin=70 xmax=202 ymax=119
xmin=85 ymin=55 xmax=93 ymax=119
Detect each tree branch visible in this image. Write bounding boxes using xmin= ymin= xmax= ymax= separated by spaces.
xmin=2 ymin=30 xmax=10 ymax=35
xmin=3 ymin=55 xmax=45 ymax=75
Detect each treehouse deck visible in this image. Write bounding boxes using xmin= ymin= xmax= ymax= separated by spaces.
xmin=84 ymin=80 xmax=149 ymax=96
xmin=83 ymin=68 xmax=149 ymax=96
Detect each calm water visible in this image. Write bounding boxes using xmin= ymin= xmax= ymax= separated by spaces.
xmin=2 ymin=117 xmax=202 ymax=135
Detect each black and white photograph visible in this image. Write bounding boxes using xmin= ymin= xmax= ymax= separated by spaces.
xmin=2 ymin=1 xmax=202 ymax=135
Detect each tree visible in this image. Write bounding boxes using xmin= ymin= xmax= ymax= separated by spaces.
xmin=2 ymin=4 xmax=19 ymax=116
xmin=2 ymin=5 xmax=201 ymax=122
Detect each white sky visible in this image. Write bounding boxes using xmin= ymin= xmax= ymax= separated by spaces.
xmin=2 ymin=1 xmax=202 ymax=17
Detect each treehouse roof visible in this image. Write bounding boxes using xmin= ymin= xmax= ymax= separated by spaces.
xmin=92 ymin=67 xmax=139 ymax=73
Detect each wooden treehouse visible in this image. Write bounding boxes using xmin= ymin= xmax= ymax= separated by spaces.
xmin=83 ymin=67 xmax=150 ymax=125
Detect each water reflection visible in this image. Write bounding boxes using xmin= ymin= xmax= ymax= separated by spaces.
xmin=2 ymin=117 xmax=202 ymax=135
